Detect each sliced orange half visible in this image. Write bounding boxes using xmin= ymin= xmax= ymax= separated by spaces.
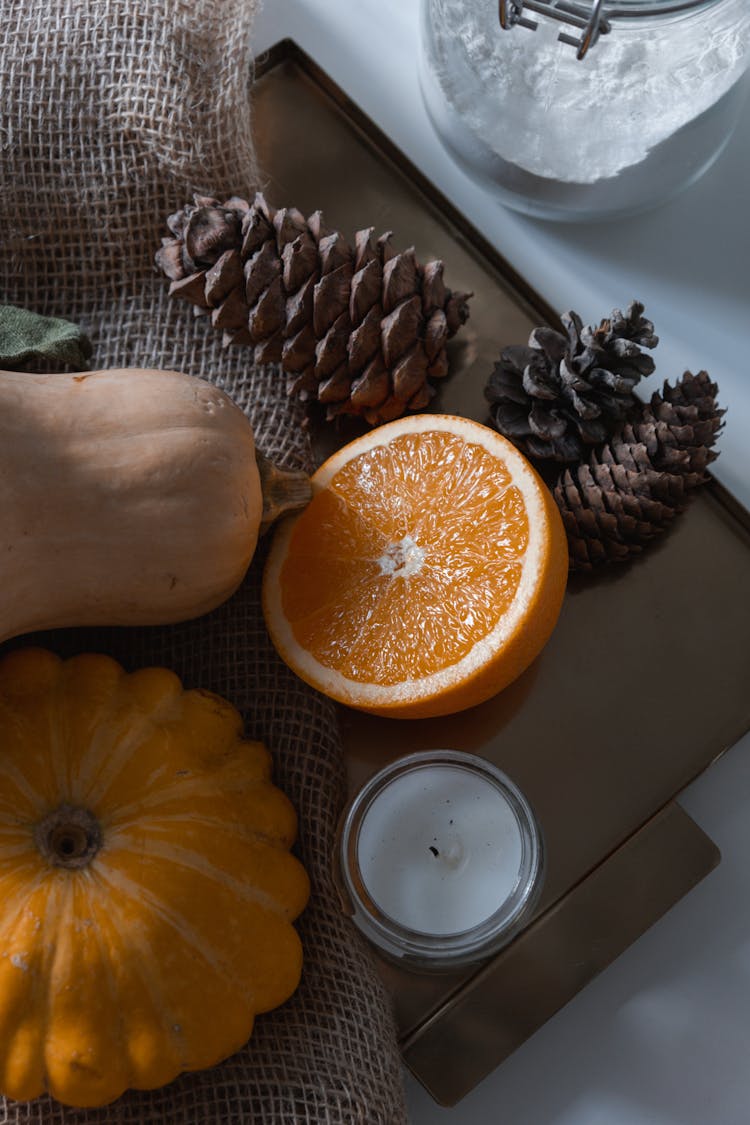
xmin=262 ymin=415 xmax=568 ymax=718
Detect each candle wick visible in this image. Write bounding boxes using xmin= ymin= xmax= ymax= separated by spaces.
xmin=428 ymin=845 xmax=440 ymax=857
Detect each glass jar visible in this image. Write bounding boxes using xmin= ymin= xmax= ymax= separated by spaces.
xmin=419 ymin=0 xmax=750 ymax=221
xmin=335 ymin=750 xmax=545 ymax=971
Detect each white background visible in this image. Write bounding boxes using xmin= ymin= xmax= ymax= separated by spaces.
xmin=256 ymin=3 xmax=750 ymax=1122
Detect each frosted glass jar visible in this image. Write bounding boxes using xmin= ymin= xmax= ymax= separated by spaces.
xmin=419 ymin=0 xmax=750 ymax=221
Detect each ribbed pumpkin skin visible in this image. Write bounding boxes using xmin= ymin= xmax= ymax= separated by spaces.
xmin=0 ymin=649 xmax=310 ymax=1108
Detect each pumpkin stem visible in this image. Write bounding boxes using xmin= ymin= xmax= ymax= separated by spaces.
xmin=35 ymin=805 xmax=102 ymax=869
xmin=256 ymin=451 xmax=312 ymax=534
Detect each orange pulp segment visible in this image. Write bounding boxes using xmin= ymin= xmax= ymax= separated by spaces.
xmin=262 ymin=414 xmax=568 ymax=718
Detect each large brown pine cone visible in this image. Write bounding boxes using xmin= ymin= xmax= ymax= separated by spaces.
xmin=555 ymin=371 xmax=725 ymax=571
xmin=485 ymin=301 xmax=658 ymax=462
xmin=156 ymin=193 xmax=471 ymax=425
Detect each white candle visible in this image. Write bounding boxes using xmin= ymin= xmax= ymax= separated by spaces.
xmin=356 ymin=763 xmax=526 ymax=936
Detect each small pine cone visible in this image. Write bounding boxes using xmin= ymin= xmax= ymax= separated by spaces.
xmin=643 ymin=370 xmax=725 ymax=482
xmin=556 ymin=461 xmax=680 ymax=570
xmin=156 ymin=193 xmax=471 ymax=425
xmin=555 ymin=371 xmax=724 ymax=572
xmin=484 ymin=300 xmax=657 ymax=463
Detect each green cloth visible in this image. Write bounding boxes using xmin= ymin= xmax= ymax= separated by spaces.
xmin=0 ymin=303 xmax=92 ymax=370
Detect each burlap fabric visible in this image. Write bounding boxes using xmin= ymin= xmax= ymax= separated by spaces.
xmin=0 ymin=1 xmax=408 ymax=1122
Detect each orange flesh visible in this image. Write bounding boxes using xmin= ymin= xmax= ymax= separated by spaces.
xmin=279 ymin=432 xmax=530 ymax=685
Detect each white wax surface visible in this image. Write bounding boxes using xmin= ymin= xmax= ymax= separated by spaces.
xmin=356 ymin=765 xmax=524 ymax=936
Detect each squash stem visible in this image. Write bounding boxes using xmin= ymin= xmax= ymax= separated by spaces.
xmin=256 ymin=451 xmax=312 ymax=533
xmin=34 ymin=805 xmax=102 ymax=869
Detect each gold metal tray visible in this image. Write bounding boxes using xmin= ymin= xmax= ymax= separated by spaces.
xmin=253 ymin=41 xmax=750 ymax=1107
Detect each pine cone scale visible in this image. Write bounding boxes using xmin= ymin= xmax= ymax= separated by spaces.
xmin=354 ymin=228 xmax=376 ymax=270
xmin=156 ymin=241 xmax=185 ymax=281
xmin=169 ymin=272 xmax=209 ymax=306
xmin=183 ymin=207 xmax=241 ymax=269
xmin=244 ymin=242 xmax=280 ymax=306
xmin=528 ymin=402 xmax=567 ymax=440
xmin=319 ymin=232 xmax=352 ymax=276
xmin=254 ymin=333 xmax=283 ymax=365
xmin=248 ymin=276 xmax=284 ymax=339
xmin=424 ymin=310 xmax=448 ymax=363
xmin=392 ymin=344 xmax=429 ymax=401
xmin=381 ymin=296 xmax=422 ymax=369
xmin=350 ymin=358 xmax=390 ymax=409
xmin=313 ymin=265 xmax=352 ymax=336
xmin=211 ymin=288 xmax=247 ymax=331
xmin=422 ymin=260 xmax=446 ymax=314
xmin=285 ymin=276 xmax=316 ymax=337
xmin=205 ymin=250 xmax=243 ymax=306
xmin=347 ymin=305 xmax=382 ymax=373
xmin=282 ymin=324 xmax=317 ymax=373
xmin=315 ymin=313 xmax=351 ymax=379
xmin=349 ymin=259 xmax=382 ymax=323
xmin=382 ymin=251 xmax=417 ymax=314
xmin=282 ymin=236 xmax=318 ymax=291
xmin=317 ymin=364 xmax=352 ymax=404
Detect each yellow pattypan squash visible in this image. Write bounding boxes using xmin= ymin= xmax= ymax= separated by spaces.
xmin=0 ymin=648 xmax=310 ymax=1107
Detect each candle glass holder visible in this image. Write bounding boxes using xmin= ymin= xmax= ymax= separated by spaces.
xmin=335 ymin=749 xmax=545 ymax=971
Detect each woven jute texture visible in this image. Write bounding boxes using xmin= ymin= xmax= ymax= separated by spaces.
xmin=0 ymin=1 xmax=407 ymax=1122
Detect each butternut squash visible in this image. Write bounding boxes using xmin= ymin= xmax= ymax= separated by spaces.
xmin=0 ymin=367 xmax=309 ymax=641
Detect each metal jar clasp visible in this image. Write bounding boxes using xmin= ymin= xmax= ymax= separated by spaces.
xmin=498 ymin=0 xmax=611 ymax=59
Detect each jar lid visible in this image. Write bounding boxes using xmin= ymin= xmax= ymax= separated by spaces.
xmin=609 ymin=0 xmax=720 ymax=12
xmin=500 ymin=0 xmax=726 ymax=59
xmin=335 ymin=750 xmax=545 ymax=970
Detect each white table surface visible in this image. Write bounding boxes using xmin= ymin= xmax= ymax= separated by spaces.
xmin=255 ymin=3 xmax=750 ymax=1122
